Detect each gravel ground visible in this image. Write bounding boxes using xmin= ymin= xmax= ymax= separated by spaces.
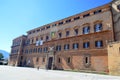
xmin=0 ymin=65 xmax=120 ymax=80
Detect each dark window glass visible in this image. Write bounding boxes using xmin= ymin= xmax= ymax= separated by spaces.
xmin=64 ymin=44 xmax=69 ymax=50
xmin=83 ymin=14 xmax=90 ymax=18
xmin=95 ymin=41 xmax=103 ymax=48
xmin=58 ymin=22 xmax=63 ymax=25
xmin=44 ymin=47 xmax=48 ymax=53
xmin=73 ymin=43 xmax=79 ymax=49
xmin=58 ymin=58 xmax=61 ymax=63
xmin=74 ymin=16 xmax=80 ymax=20
xmin=46 ymin=26 xmax=50 ymax=29
xmin=37 ymin=29 xmax=40 ymax=32
xmin=66 ymin=19 xmax=71 ymax=23
xmin=41 ymin=28 xmax=45 ymax=31
xmin=66 ymin=31 xmax=70 ymax=37
xmin=74 ymin=29 xmax=78 ymax=35
xmin=85 ymin=57 xmax=89 ymax=64
xmin=94 ymin=23 xmax=102 ymax=32
xmin=67 ymin=57 xmax=71 ymax=63
xmin=46 ymin=36 xmax=49 ymax=41
xmin=83 ymin=26 xmax=90 ymax=34
xmin=52 ymin=24 xmax=56 ymax=27
xmin=59 ymin=33 xmax=62 ymax=38
xmin=36 ymin=57 xmax=39 ymax=62
xmin=56 ymin=45 xmax=61 ymax=51
xmin=94 ymin=10 xmax=102 ymax=14
xmin=83 ymin=42 xmax=90 ymax=48
xmin=43 ymin=58 xmax=45 ymax=62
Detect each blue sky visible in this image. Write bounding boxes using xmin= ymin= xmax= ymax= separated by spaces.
xmin=0 ymin=0 xmax=111 ymax=53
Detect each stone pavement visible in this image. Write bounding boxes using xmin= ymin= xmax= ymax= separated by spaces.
xmin=0 ymin=65 xmax=120 ymax=80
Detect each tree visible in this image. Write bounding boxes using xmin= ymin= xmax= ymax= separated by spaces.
xmin=0 ymin=53 xmax=4 ymax=60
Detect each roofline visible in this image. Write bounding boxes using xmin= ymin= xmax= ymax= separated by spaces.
xmin=27 ymin=2 xmax=111 ymax=33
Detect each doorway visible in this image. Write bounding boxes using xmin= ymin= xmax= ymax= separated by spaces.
xmin=48 ymin=57 xmax=53 ymax=69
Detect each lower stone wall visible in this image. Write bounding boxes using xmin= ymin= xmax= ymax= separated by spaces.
xmin=108 ymin=42 xmax=120 ymax=76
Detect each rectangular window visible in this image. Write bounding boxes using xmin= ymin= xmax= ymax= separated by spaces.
xmin=67 ymin=57 xmax=71 ymax=63
xmin=74 ymin=29 xmax=78 ymax=35
xmin=95 ymin=40 xmax=103 ymax=48
xmin=58 ymin=22 xmax=63 ymax=25
xmin=58 ymin=58 xmax=61 ymax=63
xmin=46 ymin=36 xmax=49 ymax=41
xmin=41 ymin=28 xmax=45 ymax=31
xmin=46 ymin=26 xmax=50 ymax=29
xmin=38 ymin=48 xmax=42 ymax=53
xmin=52 ymin=24 xmax=57 ymax=27
xmin=83 ymin=42 xmax=90 ymax=48
xmin=59 ymin=33 xmax=62 ymax=38
xmin=73 ymin=43 xmax=79 ymax=49
xmin=66 ymin=31 xmax=70 ymax=37
xmin=83 ymin=26 xmax=90 ymax=34
xmin=94 ymin=23 xmax=102 ymax=32
xmin=83 ymin=13 xmax=90 ymax=18
xmin=43 ymin=58 xmax=45 ymax=62
xmin=37 ymin=29 xmax=40 ymax=32
xmin=44 ymin=47 xmax=48 ymax=53
xmin=66 ymin=19 xmax=71 ymax=23
xmin=94 ymin=10 xmax=102 ymax=14
xmin=74 ymin=16 xmax=80 ymax=20
xmin=64 ymin=44 xmax=69 ymax=50
xmin=56 ymin=45 xmax=61 ymax=51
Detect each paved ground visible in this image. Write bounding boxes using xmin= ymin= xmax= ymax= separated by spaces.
xmin=0 ymin=65 xmax=120 ymax=80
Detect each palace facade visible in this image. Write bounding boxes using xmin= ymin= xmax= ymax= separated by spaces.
xmin=9 ymin=0 xmax=120 ymax=73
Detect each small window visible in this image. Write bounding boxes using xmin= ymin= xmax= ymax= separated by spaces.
xmin=74 ymin=16 xmax=80 ymax=20
xmin=94 ymin=23 xmax=102 ymax=32
xmin=43 ymin=58 xmax=45 ymax=62
xmin=37 ymin=29 xmax=40 ymax=32
xmin=46 ymin=26 xmax=50 ymax=29
xmin=83 ymin=14 xmax=90 ymax=18
xmin=58 ymin=58 xmax=61 ymax=63
xmin=44 ymin=47 xmax=48 ymax=53
xmin=66 ymin=19 xmax=71 ymax=23
xmin=36 ymin=57 xmax=39 ymax=62
xmin=67 ymin=57 xmax=71 ymax=63
xmin=66 ymin=31 xmax=70 ymax=37
xmin=73 ymin=43 xmax=79 ymax=49
xmin=38 ymin=48 xmax=42 ymax=53
xmin=58 ymin=22 xmax=63 ymax=25
xmin=83 ymin=26 xmax=90 ymax=34
xmin=64 ymin=44 xmax=69 ymax=50
xmin=59 ymin=33 xmax=62 ymax=38
xmin=94 ymin=10 xmax=102 ymax=14
xmin=41 ymin=28 xmax=45 ymax=31
xmin=33 ymin=31 xmax=35 ymax=33
xmin=46 ymin=36 xmax=49 ymax=41
xmin=52 ymin=24 xmax=56 ymax=27
xmin=74 ymin=29 xmax=78 ymax=36
xmin=83 ymin=42 xmax=90 ymax=48
xmin=85 ymin=56 xmax=89 ymax=64
xmin=56 ymin=45 xmax=61 ymax=51
xmin=95 ymin=40 xmax=103 ymax=48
